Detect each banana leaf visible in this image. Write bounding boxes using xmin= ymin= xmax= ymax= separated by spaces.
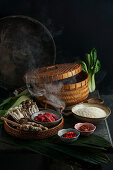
xmin=0 ymin=125 xmax=112 ymax=168
xmin=0 ymin=95 xmax=30 ymax=116
xmin=10 ymin=95 xmax=30 ymax=108
xmin=0 ymin=89 xmax=30 ymax=123
xmin=0 ymin=89 xmax=30 ymax=110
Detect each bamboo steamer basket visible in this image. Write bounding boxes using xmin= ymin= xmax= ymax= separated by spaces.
xmin=60 ymin=71 xmax=89 ymax=90
xmin=24 ymin=63 xmax=89 ymax=106
xmin=36 ymin=70 xmax=89 ymax=91
xmin=24 ymin=63 xmax=82 ymax=83
xmin=41 ymin=83 xmax=89 ymax=106
xmin=35 ymin=71 xmax=89 ymax=106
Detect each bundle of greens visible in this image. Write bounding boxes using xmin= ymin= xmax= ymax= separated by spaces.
xmin=80 ymin=48 xmax=101 ymax=92
xmin=0 ymin=89 xmax=30 ymax=123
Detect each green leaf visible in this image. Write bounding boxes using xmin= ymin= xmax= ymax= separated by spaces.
xmin=0 ymin=89 xmax=30 ymax=110
xmin=94 ymin=59 xmax=101 ymax=74
xmin=82 ymin=48 xmax=101 ymax=92
xmin=10 ymin=95 xmax=30 ymax=108
xmin=85 ymin=53 xmax=91 ymax=71
xmin=0 ymin=97 xmax=13 ymax=109
xmin=17 ymin=89 xmax=30 ymax=97
xmin=92 ymin=48 xmax=97 ymax=66
xmin=71 ymin=134 xmax=112 ymax=148
xmin=79 ymin=61 xmax=88 ymax=72
xmin=0 ymin=89 xmax=29 ymax=110
xmin=0 ymin=130 xmax=112 ymax=166
xmin=0 ymin=90 xmax=30 ymax=120
xmin=90 ymin=48 xmax=96 ymax=68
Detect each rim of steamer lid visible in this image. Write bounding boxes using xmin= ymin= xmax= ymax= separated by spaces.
xmin=38 ymin=63 xmax=82 ymax=81
xmin=35 ymin=71 xmax=89 ymax=91
xmin=25 ymin=63 xmax=82 ymax=83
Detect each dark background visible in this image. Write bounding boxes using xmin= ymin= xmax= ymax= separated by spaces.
xmin=0 ymin=0 xmax=113 ymax=170
xmin=0 ymin=0 xmax=113 ymax=94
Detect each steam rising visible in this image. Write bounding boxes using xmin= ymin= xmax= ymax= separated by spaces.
xmin=26 ymin=72 xmax=65 ymax=108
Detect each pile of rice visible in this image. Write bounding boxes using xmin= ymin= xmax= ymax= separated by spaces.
xmin=74 ymin=107 xmax=106 ymax=118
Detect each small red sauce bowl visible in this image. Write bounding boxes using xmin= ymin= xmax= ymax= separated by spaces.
xmin=74 ymin=123 xmax=96 ymax=136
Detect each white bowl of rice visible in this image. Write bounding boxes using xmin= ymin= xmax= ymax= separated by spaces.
xmin=72 ymin=103 xmax=111 ymax=123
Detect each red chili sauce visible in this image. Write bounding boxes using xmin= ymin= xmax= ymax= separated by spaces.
xmin=62 ymin=132 xmax=77 ymax=138
xmin=79 ymin=125 xmax=91 ymax=131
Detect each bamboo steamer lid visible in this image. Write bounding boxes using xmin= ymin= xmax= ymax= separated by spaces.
xmin=33 ymin=71 xmax=89 ymax=91
xmin=25 ymin=63 xmax=82 ymax=84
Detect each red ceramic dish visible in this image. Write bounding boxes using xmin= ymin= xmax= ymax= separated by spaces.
xmin=74 ymin=123 xmax=96 ymax=136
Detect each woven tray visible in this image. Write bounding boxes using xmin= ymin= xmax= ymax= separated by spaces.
xmin=4 ymin=117 xmax=64 ymax=139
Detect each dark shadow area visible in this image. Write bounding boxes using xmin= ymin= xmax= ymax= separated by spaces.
xmin=0 ymin=0 xmax=113 ymax=170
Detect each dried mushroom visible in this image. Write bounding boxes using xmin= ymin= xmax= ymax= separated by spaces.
xmin=21 ymin=100 xmax=39 ymax=118
xmin=7 ymin=99 xmax=39 ymax=122
xmin=7 ymin=106 xmax=24 ymax=122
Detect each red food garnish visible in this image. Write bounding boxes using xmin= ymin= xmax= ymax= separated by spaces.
xmin=62 ymin=132 xmax=77 ymax=138
xmin=79 ymin=125 xmax=90 ymax=131
xmin=34 ymin=112 xmax=58 ymax=123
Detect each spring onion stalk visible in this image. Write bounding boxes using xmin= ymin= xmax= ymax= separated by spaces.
xmin=79 ymin=48 xmax=101 ymax=93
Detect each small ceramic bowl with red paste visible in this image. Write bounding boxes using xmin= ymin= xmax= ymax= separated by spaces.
xmin=58 ymin=128 xmax=80 ymax=143
xmin=74 ymin=123 xmax=96 ymax=136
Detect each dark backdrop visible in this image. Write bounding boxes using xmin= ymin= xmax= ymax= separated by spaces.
xmin=0 ymin=1 xmax=113 ymax=170
xmin=0 ymin=0 xmax=113 ymax=94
